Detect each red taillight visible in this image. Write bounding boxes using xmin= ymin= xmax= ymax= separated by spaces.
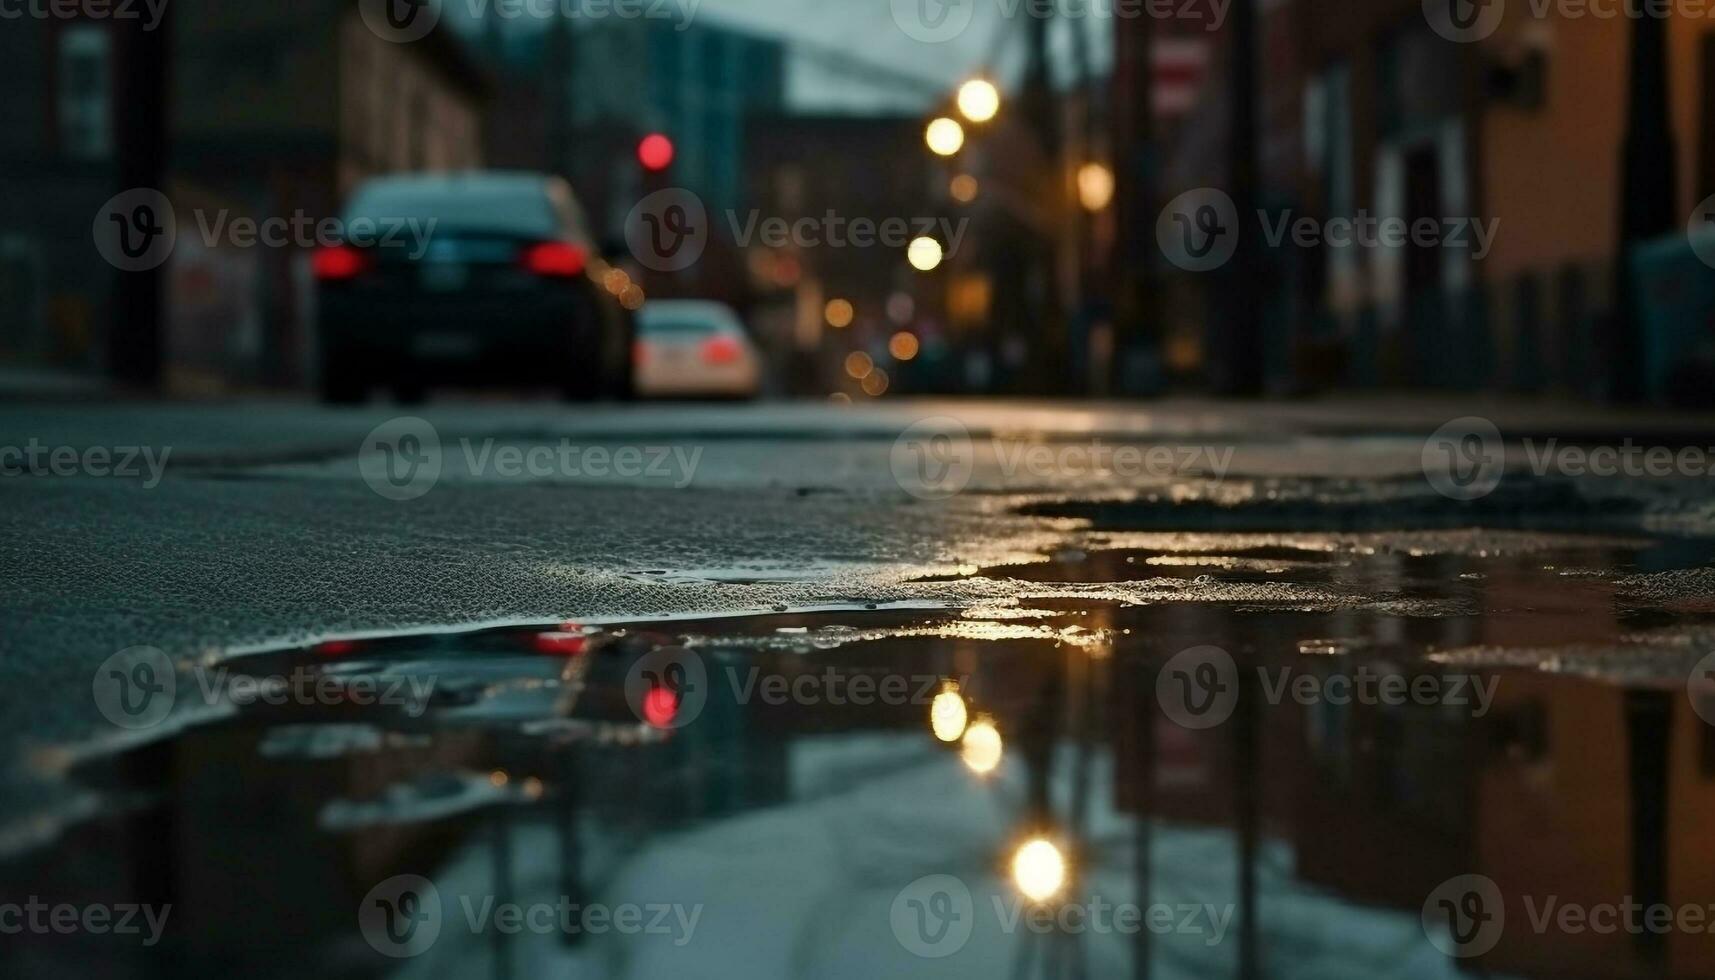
xmin=312 ymin=245 xmax=370 ymax=281
xmin=701 ymin=336 xmax=742 ymax=365
xmin=642 ymin=685 xmax=679 ymax=728
xmin=532 ymin=632 xmax=588 ymax=657
xmin=633 ymin=341 xmax=649 ymax=365
xmin=522 ymin=242 xmax=587 ymax=278
xmin=532 ymin=621 xmax=593 ymax=656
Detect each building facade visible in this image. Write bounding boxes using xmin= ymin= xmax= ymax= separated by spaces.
xmin=1155 ymin=2 xmax=1715 ymax=399
xmin=0 ymin=11 xmax=128 ymax=372
xmin=0 ymin=0 xmax=488 ymax=389
xmin=173 ymin=0 xmax=488 ymax=388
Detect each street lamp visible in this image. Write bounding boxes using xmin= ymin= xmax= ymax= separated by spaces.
xmin=1076 ymin=162 xmax=1115 ymax=212
xmin=961 ymin=715 xmax=1002 ymax=774
xmin=824 ymin=298 xmax=854 ymax=329
xmin=1010 ymin=837 xmax=1066 ymax=903
xmin=930 ymin=682 xmax=967 ymax=742
xmin=907 ymin=237 xmax=944 ymax=272
xmin=925 ymin=117 xmax=965 ymax=156
xmin=956 ymin=78 xmax=1001 ymax=124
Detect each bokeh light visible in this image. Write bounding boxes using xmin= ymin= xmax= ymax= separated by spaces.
xmin=844 ymin=351 xmax=873 ymax=380
xmin=960 ymin=715 xmax=1002 ymax=774
xmin=956 ymin=79 xmax=1000 ymax=123
xmin=886 ymin=291 xmax=915 ymax=324
xmin=825 ymin=298 xmax=855 ymax=328
xmin=908 ymin=237 xmax=944 ymax=272
xmin=861 ymin=368 xmax=890 ymax=396
xmin=889 ymin=331 xmax=920 ymax=361
xmin=1011 ymin=838 xmax=1067 ymax=903
xmin=930 ymin=683 xmax=968 ymax=742
xmin=637 ymin=133 xmax=675 ymax=172
xmin=950 ymin=174 xmax=979 ymax=203
xmin=1077 ymin=161 xmax=1116 ymax=212
xmin=925 ymin=117 xmax=965 ymax=156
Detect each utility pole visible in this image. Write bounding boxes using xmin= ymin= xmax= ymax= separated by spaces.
xmin=1112 ymin=10 xmax=1157 ymax=398
xmin=1223 ymin=0 xmax=1263 ymax=395
xmin=110 ymin=7 xmax=171 ymax=389
xmin=1624 ymin=690 xmax=1670 ymax=971
xmin=1234 ymin=663 xmax=1259 ymax=980
xmin=1022 ymin=14 xmax=1061 ymax=165
xmin=1611 ymin=15 xmax=1676 ymax=403
xmin=1068 ymin=13 xmax=1111 ymax=398
xmin=1020 ymin=12 xmax=1068 ymax=394
xmin=546 ymin=10 xmax=571 ymax=179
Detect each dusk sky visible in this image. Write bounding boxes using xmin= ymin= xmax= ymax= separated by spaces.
xmin=696 ymin=0 xmax=1108 ymax=111
xmin=459 ymin=0 xmax=1110 ymax=112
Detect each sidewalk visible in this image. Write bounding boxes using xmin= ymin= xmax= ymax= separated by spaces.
xmin=0 ymin=365 xmax=110 ymax=403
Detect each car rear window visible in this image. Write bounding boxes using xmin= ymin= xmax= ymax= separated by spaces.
xmin=345 ymin=182 xmax=559 ymax=238
xmin=640 ymin=318 xmax=721 ymax=336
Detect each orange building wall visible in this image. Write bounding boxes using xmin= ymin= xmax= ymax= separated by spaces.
xmin=1483 ymin=17 xmax=1715 ymax=282
xmin=1668 ymin=706 xmax=1715 ymax=977
xmin=1478 ymin=676 xmax=1634 ymax=976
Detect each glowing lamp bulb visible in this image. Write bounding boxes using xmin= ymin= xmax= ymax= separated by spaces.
xmin=957 ymin=79 xmax=1000 ymax=123
xmin=960 ymin=715 xmax=1002 ymax=774
xmin=930 ymin=685 xmax=968 ymax=742
xmin=925 ymin=117 xmax=965 ymax=156
xmin=1012 ymin=838 xmax=1066 ymax=903
xmin=1077 ymin=162 xmax=1116 ymax=212
xmin=908 ymin=237 xmax=944 ymax=272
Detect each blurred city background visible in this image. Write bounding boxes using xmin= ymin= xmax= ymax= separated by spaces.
xmin=3 ymin=0 xmax=1714 ymax=403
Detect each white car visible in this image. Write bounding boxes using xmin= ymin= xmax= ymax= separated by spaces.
xmin=634 ymin=300 xmax=762 ymax=399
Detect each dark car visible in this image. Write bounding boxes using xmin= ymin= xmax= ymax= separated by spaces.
xmin=314 ymin=172 xmax=633 ymax=403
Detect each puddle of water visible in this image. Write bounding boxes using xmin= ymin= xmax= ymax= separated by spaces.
xmin=8 ymin=534 xmax=1715 ymax=978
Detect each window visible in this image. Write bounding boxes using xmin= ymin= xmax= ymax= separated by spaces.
xmin=58 ymin=26 xmax=112 ymax=161
xmin=0 ymin=236 xmax=43 ymax=357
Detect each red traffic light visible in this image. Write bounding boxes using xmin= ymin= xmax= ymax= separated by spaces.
xmin=638 ymin=133 xmax=675 ymax=172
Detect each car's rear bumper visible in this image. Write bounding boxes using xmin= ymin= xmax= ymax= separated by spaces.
xmin=317 ymin=287 xmax=599 ymax=384
xmin=637 ymin=358 xmax=761 ymax=398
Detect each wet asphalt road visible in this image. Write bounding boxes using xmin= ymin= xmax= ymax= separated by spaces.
xmin=5 ymin=396 xmax=1715 ymax=798
xmin=7 ymin=395 xmax=1715 ymax=978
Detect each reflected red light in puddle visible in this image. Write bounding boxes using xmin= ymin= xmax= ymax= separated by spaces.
xmin=532 ymin=632 xmax=588 ymax=656
xmin=314 ymin=640 xmax=360 ymax=657
xmin=642 ymin=685 xmax=679 ymax=728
